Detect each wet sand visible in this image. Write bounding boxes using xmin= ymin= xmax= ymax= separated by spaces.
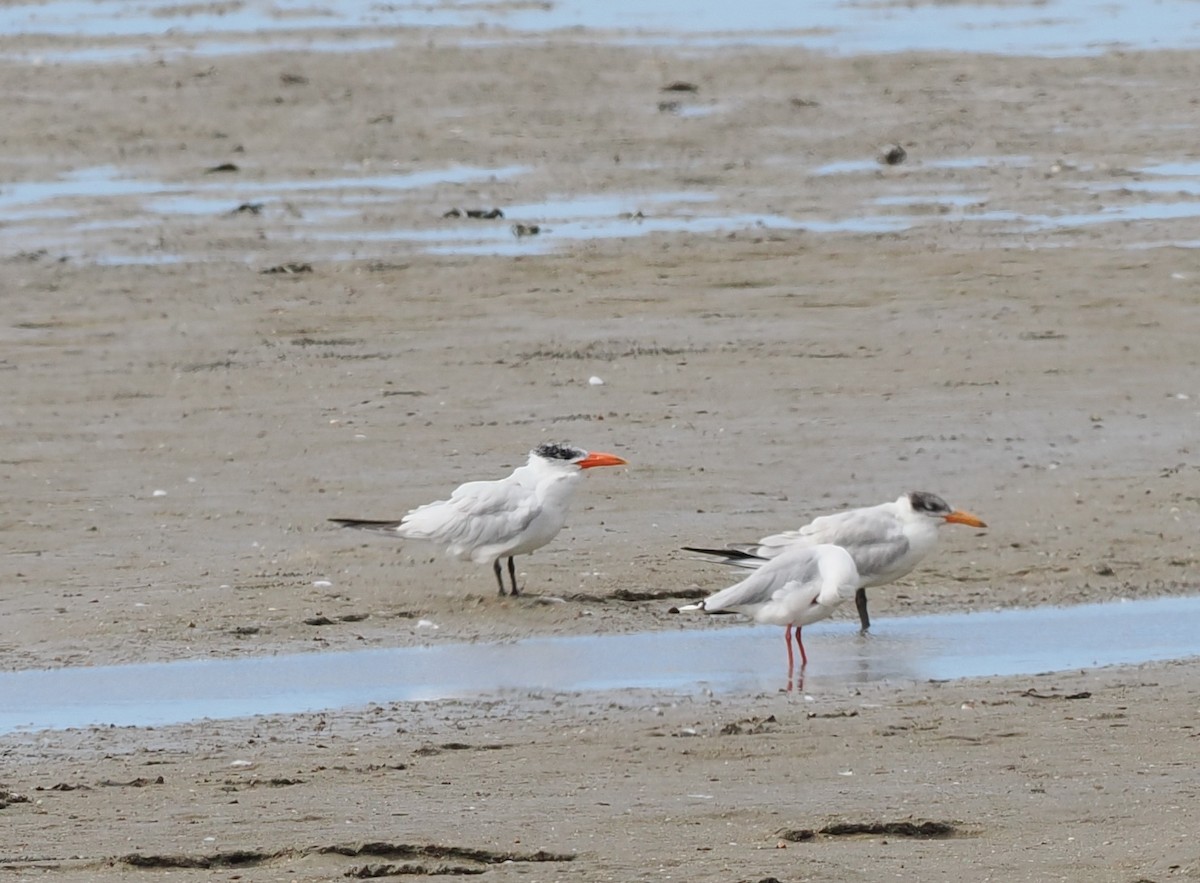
xmin=2 ymin=12 xmax=1200 ymax=881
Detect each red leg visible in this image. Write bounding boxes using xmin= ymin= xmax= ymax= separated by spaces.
xmin=794 ymin=626 xmax=808 ymax=668
xmin=784 ymin=625 xmax=796 ymax=692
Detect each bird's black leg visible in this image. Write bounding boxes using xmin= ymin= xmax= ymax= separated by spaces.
xmin=855 ymin=586 xmax=870 ymax=634
xmin=493 ymin=559 xmax=507 ymax=595
xmin=507 ymin=557 xmax=519 ymax=596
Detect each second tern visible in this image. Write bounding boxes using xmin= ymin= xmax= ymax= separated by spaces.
xmin=677 ymin=543 xmax=861 ymax=672
xmin=684 ymin=491 xmax=987 ymax=632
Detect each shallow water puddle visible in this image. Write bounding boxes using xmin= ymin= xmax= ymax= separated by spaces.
xmin=0 ymin=164 xmax=527 ymax=211
xmin=0 ymin=172 xmax=911 ymax=262
xmin=0 ymin=163 xmax=527 ymax=261
xmin=331 ymin=193 xmax=909 ymax=258
xmin=2 ymin=0 xmax=1198 ymax=58
xmin=8 ymin=157 xmax=1200 ymax=261
xmin=0 ymin=596 xmax=1197 ymax=734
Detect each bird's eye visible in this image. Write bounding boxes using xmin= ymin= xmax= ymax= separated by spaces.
xmin=910 ymin=491 xmax=949 ymax=514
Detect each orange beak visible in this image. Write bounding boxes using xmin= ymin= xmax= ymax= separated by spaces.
xmin=944 ymin=510 xmax=987 ymax=528
xmin=577 ymin=451 xmax=628 ymax=469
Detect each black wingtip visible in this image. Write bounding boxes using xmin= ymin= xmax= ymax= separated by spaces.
xmin=329 ymin=518 xmax=398 ymax=529
xmin=681 ymin=545 xmax=766 ymax=562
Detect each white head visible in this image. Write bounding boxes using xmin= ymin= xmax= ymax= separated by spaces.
xmin=529 ymin=442 xmax=627 ymax=473
xmin=902 ymin=491 xmax=987 ymax=529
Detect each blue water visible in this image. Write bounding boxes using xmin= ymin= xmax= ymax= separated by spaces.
xmin=1 ymin=0 xmax=1197 ymax=57
xmin=2 ymin=4 xmax=1198 ymax=259
xmin=0 ymin=164 xmax=527 ymax=212
xmin=1 ymin=596 xmax=1197 ymax=734
xmin=7 ymin=155 xmax=1200 ymax=261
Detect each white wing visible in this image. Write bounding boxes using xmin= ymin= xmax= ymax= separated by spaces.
xmin=695 ymin=546 xmax=825 ymax=614
xmin=736 ymin=503 xmax=914 ymax=586
xmin=683 ymin=544 xmax=859 ymax=628
xmin=790 ymin=507 xmax=910 ymax=581
xmin=397 ymin=477 xmax=541 ymax=562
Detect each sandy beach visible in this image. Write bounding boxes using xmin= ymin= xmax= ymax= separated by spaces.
xmin=1 ymin=3 xmax=1199 ymax=879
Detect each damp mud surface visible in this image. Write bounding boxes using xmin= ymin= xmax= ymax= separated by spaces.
xmin=3 ymin=1 xmax=1200 ymax=879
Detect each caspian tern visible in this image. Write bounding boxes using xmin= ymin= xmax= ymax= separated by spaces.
xmin=678 ymin=543 xmax=861 ymax=671
xmin=331 ymin=442 xmax=627 ymax=596
xmin=683 ymin=491 xmax=987 ymax=633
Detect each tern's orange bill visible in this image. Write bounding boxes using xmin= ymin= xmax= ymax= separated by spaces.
xmin=578 ymin=451 xmax=628 ymax=469
xmin=944 ymin=509 xmax=987 ymax=528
